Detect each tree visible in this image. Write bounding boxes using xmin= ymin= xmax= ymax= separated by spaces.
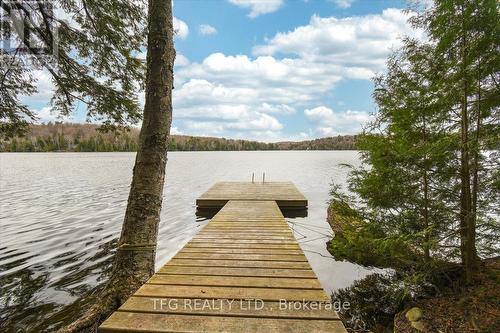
xmin=329 ymin=39 xmax=457 ymax=273
xmin=0 ymin=0 xmax=146 ymax=139
xmin=59 ymin=0 xmax=175 ymax=331
xmin=418 ymin=0 xmax=500 ymax=283
xmin=0 ymin=48 xmax=37 ymax=138
xmin=372 ymin=40 xmax=456 ymax=262
xmin=330 ymin=0 xmax=499 ymax=286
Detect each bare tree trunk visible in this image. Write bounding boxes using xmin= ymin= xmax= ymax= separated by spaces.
xmin=459 ymin=7 xmax=474 ymax=284
xmin=422 ymin=109 xmax=431 ymax=261
xmin=423 ymin=169 xmax=430 ymax=261
xmin=460 ymin=85 xmax=474 ymax=284
xmin=471 ymin=63 xmax=481 ymax=262
xmin=60 ymin=0 xmax=175 ymax=331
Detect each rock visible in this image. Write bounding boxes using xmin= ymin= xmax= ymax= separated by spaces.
xmin=405 ymin=307 xmax=423 ymax=322
xmin=403 ymin=307 xmax=426 ymax=332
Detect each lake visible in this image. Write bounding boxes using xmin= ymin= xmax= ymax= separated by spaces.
xmin=0 ymin=151 xmax=375 ymax=331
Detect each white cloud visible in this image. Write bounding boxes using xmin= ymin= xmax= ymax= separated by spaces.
xmin=257 ymin=103 xmax=295 ymax=114
xmin=175 ymin=53 xmax=343 ymax=103
xmin=173 ymin=103 xmax=284 ymax=130
xmin=21 ymin=70 xmax=54 ymax=104
xmin=19 ymin=7 xmax=422 ymax=142
xmin=173 ymin=17 xmax=189 ymax=39
xmin=304 ymin=106 xmax=372 ymax=135
xmin=175 ymin=54 xmax=190 ymax=67
xmin=228 ymin=0 xmax=284 ymax=18
xmin=330 ymin=0 xmax=355 ymax=9
xmin=15 ymin=2 xmax=425 ymax=143
xmin=170 ymin=126 xmax=184 ymax=135
xmin=183 ymin=121 xmax=225 ymax=135
xmin=34 ymin=106 xmax=65 ymax=123
xmin=174 ymin=79 xmax=257 ymax=107
xmin=246 ymin=113 xmax=283 ymax=130
xmin=305 ymin=106 xmax=336 ymax=120
xmin=173 ymin=7 xmax=419 ymax=139
xmin=199 ymin=24 xmax=217 ymax=36
xmin=253 ymin=8 xmax=424 ymax=79
xmin=181 ymin=111 xmax=283 ymax=133
xmin=172 ymin=52 xmax=344 ymax=138
xmin=173 ymin=7 xmax=423 ymax=139
xmin=172 ymin=77 xmax=288 ymax=137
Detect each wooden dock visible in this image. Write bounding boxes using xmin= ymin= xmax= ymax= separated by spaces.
xmin=196 ymin=182 xmax=308 ymax=209
xmin=99 ymin=182 xmax=346 ymax=332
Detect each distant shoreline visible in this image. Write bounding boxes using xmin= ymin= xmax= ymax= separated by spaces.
xmin=0 ymin=149 xmax=361 ymax=153
xmin=1 ymin=123 xmax=358 ymax=152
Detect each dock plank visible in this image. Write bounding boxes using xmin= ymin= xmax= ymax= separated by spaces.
xmin=100 ymin=312 xmax=346 ymax=333
xmin=158 ymin=266 xmax=317 ymax=278
xmin=184 ymin=243 xmax=301 ymax=250
xmin=179 ymin=248 xmax=304 ymax=254
xmin=119 ymin=297 xmax=339 ymax=319
xmin=135 ymin=284 xmax=329 ymax=301
xmin=147 ymin=274 xmax=323 ymax=289
xmin=194 ymin=235 xmax=295 ymax=239
xmin=174 ymin=253 xmax=308 ymax=262
xmin=167 ymin=259 xmax=311 ymax=269
xmin=187 ymin=240 xmax=299 ymax=245
xmin=172 ymin=255 xmax=307 ymax=262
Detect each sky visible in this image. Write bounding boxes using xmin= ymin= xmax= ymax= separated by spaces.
xmin=26 ymin=0 xmax=425 ymax=142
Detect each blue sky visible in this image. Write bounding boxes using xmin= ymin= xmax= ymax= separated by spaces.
xmin=28 ymin=0 xmax=425 ymax=142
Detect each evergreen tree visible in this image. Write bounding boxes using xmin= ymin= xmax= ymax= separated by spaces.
xmin=418 ymin=0 xmax=500 ymax=282
xmin=330 ymin=0 xmax=499 ymax=285
xmin=0 ymin=0 xmax=146 ymax=139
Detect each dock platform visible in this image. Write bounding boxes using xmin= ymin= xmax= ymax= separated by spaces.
xmin=99 ymin=182 xmax=346 ymax=332
xmin=196 ymin=181 xmax=308 ymax=209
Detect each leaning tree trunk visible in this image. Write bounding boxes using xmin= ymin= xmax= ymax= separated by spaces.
xmin=112 ymin=0 xmax=175 ymax=296
xmin=60 ymin=1 xmax=175 ymax=332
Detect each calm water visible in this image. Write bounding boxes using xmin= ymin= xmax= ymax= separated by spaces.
xmin=0 ymin=151 xmax=374 ymax=332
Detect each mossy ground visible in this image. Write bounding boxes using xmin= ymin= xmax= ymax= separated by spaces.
xmin=394 ymin=258 xmax=500 ymax=333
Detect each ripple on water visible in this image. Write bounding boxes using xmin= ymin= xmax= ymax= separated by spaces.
xmin=0 ymin=151 xmax=375 ymax=332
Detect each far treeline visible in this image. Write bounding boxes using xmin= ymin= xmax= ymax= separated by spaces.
xmin=0 ymin=123 xmax=357 ymax=152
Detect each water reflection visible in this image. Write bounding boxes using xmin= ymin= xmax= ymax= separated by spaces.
xmin=0 ymin=237 xmax=117 ymax=332
xmin=1 ymin=266 xmax=53 ymax=331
